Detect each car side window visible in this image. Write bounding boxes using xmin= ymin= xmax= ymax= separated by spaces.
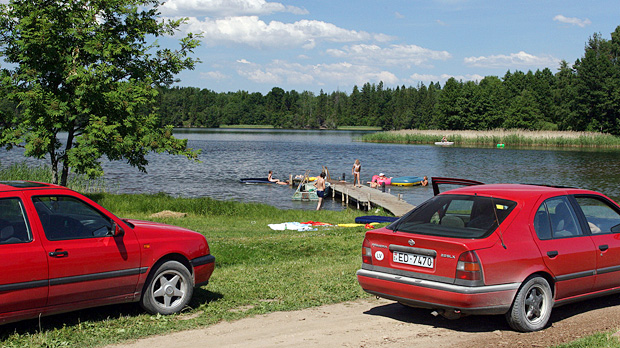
xmin=574 ymin=196 xmax=620 ymax=234
xmin=538 ymin=196 xmax=582 ymax=239
xmin=0 ymin=198 xmax=32 ymax=244
xmin=33 ymin=196 xmax=113 ymax=241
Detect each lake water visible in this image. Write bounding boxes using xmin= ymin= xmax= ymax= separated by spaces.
xmin=2 ymin=128 xmax=620 ymax=212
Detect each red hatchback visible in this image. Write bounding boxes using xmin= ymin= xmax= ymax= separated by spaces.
xmin=0 ymin=181 xmax=215 ymax=324
xmin=357 ymin=178 xmax=620 ymax=331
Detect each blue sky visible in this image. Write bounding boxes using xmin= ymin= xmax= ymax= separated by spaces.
xmin=160 ymin=0 xmax=619 ymax=94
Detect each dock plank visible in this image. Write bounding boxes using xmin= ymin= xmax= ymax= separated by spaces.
xmin=328 ymin=180 xmax=414 ymax=216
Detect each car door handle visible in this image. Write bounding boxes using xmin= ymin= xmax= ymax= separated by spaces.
xmin=599 ymin=245 xmax=609 ymax=252
xmin=547 ymin=251 xmax=558 ymax=258
xmin=49 ymin=250 xmax=68 ymax=258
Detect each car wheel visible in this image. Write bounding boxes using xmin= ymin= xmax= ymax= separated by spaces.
xmin=141 ymin=260 xmax=194 ymax=315
xmin=506 ymin=276 xmax=553 ymax=332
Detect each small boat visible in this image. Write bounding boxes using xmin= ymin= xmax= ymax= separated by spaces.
xmin=370 ymin=174 xmax=392 ymax=186
xmin=240 ymin=178 xmax=274 ymax=184
xmin=391 ymin=176 xmax=424 ymax=186
xmin=434 ymin=141 xmax=454 ymax=146
xmin=354 ymin=215 xmax=399 ymax=224
xmin=292 ymin=181 xmax=331 ymax=201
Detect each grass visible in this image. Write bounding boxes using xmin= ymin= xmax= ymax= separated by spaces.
xmin=0 ymin=165 xmax=618 ymax=348
xmin=362 ymin=129 xmax=620 ymax=147
xmin=0 ymin=162 xmax=107 ymax=193
xmin=553 ymin=330 xmax=620 ymax=348
xmin=0 ymin=192 xmax=379 ymax=348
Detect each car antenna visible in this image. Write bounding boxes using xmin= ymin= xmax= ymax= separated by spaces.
xmin=491 ymin=196 xmax=507 ymax=249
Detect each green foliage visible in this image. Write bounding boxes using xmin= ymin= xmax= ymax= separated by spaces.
xmin=0 ymin=192 xmax=374 ymax=348
xmin=0 ymin=0 xmax=200 ymax=186
xmin=152 ymin=25 xmax=620 ymax=139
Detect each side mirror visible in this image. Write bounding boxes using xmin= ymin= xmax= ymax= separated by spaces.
xmin=112 ymin=222 xmax=125 ymax=237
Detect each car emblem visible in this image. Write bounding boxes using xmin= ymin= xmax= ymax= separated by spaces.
xmin=408 ymin=239 xmax=415 ymax=246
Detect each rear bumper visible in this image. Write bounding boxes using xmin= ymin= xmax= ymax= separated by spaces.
xmin=192 ymin=255 xmax=215 ymax=287
xmin=356 ymin=268 xmax=518 ymax=315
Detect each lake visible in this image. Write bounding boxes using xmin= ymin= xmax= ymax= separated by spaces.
xmin=2 ymin=128 xmax=620 ymax=212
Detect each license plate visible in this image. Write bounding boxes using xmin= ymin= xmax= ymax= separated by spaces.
xmin=393 ymin=251 xmax=434 ymax=269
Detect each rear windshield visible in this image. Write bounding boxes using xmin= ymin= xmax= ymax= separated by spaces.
xmin=388 ymin=194 xmax=517 ymax=238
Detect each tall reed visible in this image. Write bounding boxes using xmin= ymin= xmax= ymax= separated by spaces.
xmin=362 ymin=129 xmax=620 ymax=147
xmin=0 ymin=162 xmax=107 ymax=193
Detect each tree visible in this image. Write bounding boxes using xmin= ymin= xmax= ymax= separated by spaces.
xmin=0 ymin=0 xmax=200 ymax=186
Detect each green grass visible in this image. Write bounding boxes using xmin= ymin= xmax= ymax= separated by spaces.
xmin=0 ymin=192 xmax=379 ymax=348
xmin=363 ymin=129 xmax=620 ymax=147
xmin=0 ymin=162 xmax=107 ymax=193
xmin=553 ymin=330 xmax=620 ymax=348
xmin=0 ymin=166 xmax=617 ymax=348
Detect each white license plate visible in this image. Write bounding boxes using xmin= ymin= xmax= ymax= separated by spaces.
xmin=393 ymin=251 xmax=434 ymax=269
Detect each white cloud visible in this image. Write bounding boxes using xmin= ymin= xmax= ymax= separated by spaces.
xmin=327 ymin=44 xmax=451 ymax=68
xmin=160 ymin=0 xmax=308 ymax=17
xmin=200 ymin=71 xmax=229 ymax=80
xmin=553 ymin=15 xmax=591 ymax=28
xmin=235 ymin=59 xmax=399 ymax=88
xmin=463 ymin=51 xmax=560 ymax=69
xmin=181 ymin=16 xmax=393 ymax=49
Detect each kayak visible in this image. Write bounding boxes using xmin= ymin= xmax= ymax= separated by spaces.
xmin=391 ymin=176 xmax=424 ymax=186
xmin=240 ymin=178 xmax=274 ymax=184
xmin=435 ymin=141 xmax=454 ymax=146
xmin=355 ymin=215 xmax=399 ymax=224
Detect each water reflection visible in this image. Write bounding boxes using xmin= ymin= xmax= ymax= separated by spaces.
xmin=2 ymin=128 xmax=620 ymax=211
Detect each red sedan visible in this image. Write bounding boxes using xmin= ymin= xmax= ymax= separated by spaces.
xmin=357 ymin=178 xmax=620 ymax=331
xmin=0 ymin=181 xmax=215 ymax=324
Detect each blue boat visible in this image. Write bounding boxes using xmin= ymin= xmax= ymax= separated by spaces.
xmin=240 ymin=178 xmax=274 ymax=184
xmin=354 ymin=215 xmax=398 ymax=224
xmin=391 ymin=176 xmax=424 ymax=186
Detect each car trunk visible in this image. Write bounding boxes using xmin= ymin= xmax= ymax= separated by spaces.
xmin=364 ymin=227 xmax=497 ymax=284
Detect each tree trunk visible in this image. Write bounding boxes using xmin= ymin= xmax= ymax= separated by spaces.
xmin=59 ymin=127 xmax=75 ymax=187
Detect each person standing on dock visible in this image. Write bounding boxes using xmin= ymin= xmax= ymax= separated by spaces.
xmin=314 ymin=172 xmax=326 ymax=210
xmin=352 ymin=159 xmax=362 ymax=187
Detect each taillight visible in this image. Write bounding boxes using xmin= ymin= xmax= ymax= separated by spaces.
xmin=362 ymin=238 xmax=372 ymax=264
xmin=456 ymin=251 xmax=482 ymax=281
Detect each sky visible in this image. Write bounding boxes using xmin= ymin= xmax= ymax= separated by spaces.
xmin=157 ymin=0 xmax=620 ymax=95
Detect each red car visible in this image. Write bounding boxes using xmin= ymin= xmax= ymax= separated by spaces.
xmin=357 ymin=178 xmax=620 ymax=331
xmin=0 ymin=181 xmax=215 ymax=324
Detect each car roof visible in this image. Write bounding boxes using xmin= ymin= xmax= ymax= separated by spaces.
xmin=0 ymin=181 xmax=65 ymax=192
xmin=442 ymin=183 xmax=598 ymax=200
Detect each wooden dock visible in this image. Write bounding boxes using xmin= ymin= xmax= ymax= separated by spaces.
xmin=327 ymin=180 xmax=414 ymax=216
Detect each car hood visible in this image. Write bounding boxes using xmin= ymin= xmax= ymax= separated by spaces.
xmin=123 ymin=219 xmax=199 ymax=237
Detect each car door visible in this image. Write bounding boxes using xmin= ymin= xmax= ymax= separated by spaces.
xmin=572 ymin=195 xmax=620 ymax=292
xmin=532 ymin=195 xmax=596 ymax=299
xmin=0 ymin=195 xmax=48 ymax=316
xmin=29 ymin=192 xmax=142 ymax=307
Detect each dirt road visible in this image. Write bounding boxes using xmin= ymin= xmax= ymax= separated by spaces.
xmin=109 ymin=295 xmax=620 ymax=348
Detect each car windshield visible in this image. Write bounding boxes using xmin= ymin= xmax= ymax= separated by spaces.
xmin=388 ymin=194 xmax=517 ymax=238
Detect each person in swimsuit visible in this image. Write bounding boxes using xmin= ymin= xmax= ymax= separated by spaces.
xmin=268 ymin=170 xmax=288 ymax=185
xmin=314 ymin=172 xmax=326 ymax=210
xmin=421 ymin=176 xmax=429 ymax=186
xmin=352 ymin=159 xmax=361 ymax=187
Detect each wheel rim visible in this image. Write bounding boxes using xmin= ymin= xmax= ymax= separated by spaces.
xmin=150 ymin=269 xmax=188 ymax=309
xmin=524 ymin=285 xmax=546 ymax=324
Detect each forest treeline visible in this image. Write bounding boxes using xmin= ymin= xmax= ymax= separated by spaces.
xmin=156 ymin=26 xmax=620 ymax=135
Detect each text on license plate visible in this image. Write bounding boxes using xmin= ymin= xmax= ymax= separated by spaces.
xmin=393 ymin=251 xmax=434 ymax=268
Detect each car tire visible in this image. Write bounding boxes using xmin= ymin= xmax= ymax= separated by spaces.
xmin=506 ymin=276 xmax=553 ymax=332
xmin=141 ymin=260 xmax=194 ymax=315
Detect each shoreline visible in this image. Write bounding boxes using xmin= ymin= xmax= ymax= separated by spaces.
xmin=361 ymin=129 xmax=620 ymax=147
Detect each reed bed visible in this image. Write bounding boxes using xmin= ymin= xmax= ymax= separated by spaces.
xmin=0 ymin=162 xmax=107 ymax=193
xmin=362 ymin=129 xmax=620 ymax=147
